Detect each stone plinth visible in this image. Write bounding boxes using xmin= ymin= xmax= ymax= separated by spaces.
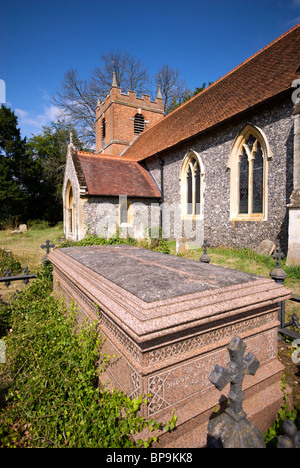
xmin=49 ymin=245 xmax=291 ymax=448
xmin=287 ymin=190 xmax=300 ymax=266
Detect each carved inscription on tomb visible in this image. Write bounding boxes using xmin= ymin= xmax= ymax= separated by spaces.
xmin=147 ymin=330 xmax=277 ymax=416
xmin=147 ymin=348 xmax=227 ymax=416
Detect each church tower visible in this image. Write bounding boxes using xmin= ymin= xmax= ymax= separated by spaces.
xmin=95 ymin=72 xmax=164 ymax=155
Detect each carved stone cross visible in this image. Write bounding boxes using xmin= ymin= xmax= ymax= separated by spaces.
xmin=203 ymin=239 xmax=210 ymax=253
xmin=270 ymin=247 xmax=287 ymax=285
xmin=200 ymin=240 xmax=211 ymax=263
xmin=207 ymin=336 xmax=265 ymax=447
xmin=273 ymin=247 xmax=284 ymax=268
xmin=209 ymin=336 xmax=260 ymax=421
xmin=23 ymin=267 xmax=30 ymax=285
xmin=4 ymin=268 xmax=11 ymax=287
xmin=41 ymin=240 xmax=55 ymax=261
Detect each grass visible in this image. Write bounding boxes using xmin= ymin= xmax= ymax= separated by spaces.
xmin=0 ymin=227 xmax=299 ymax=321
xmin=0 ymin=224 xmax=64 ymax=273
xmin=0 ymin=224 xmax=64 ymax=303
xmin=1 ymin=227 xmax=299 ymax=296
xmin=167 ymin=240 xmax=300 ymax=324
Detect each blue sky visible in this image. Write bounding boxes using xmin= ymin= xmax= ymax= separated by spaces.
xmin=1 ymin=0 xmax=300 ymax=140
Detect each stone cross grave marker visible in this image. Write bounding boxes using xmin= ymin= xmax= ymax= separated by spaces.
xmin=41 ymin=240 xmax=55 ymax=262
xmin=207 ymin=336 xmax=266 ymax=448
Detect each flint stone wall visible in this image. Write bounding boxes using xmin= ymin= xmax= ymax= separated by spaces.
xmin=146 ymin=95 xmax=294 ymax=253
xmin=83 ymin=196 xmax=161 ymax=239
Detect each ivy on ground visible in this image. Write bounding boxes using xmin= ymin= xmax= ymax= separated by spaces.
xmin=0 ymin=268 xmax=172 ymax=448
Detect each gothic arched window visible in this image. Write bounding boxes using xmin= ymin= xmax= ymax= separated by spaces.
xmin=228 ymin=125 xmax=272 ymax=220
xmin=120 ymin=201 xmax=128 ymax=225
xmin=65 ymin=181 xmax=74 ymax=236
xmin=180 ymin=151 xmax=204 ymax=218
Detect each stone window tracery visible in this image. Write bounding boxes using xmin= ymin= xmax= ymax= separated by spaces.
xmin=65 ymin=181 xmax=74 ymax=236
xmin=180 ymin=150 xmax=204 ymax=219
xmin=228 ymin=125 xmax=272 ymax=221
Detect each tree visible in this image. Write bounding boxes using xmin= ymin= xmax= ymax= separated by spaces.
xmin=26 ymin=121 xmax=84 ymax=223
xmin=165 ymin=82 xmax=214 ymax=114
xmin=52 ymin=52 xmax=150 ymax=146
xmin=51 ymin=69 xmax=96 ymax=147
xmin=154 ymin=64 xmax=189 ymax=114
xmin=0 ymin=105 xmax=27 ymax=226
xmin=0 ymin=106 xmax=85 ymax=226
xmin=90 ymin=51 xmax=150 ymax=97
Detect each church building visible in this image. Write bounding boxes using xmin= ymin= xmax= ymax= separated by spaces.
xmin=63 ymin=24 xmax=300 ymax=264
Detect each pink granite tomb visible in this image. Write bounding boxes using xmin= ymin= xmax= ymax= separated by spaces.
xmin=48 ymin=245 xmax=291 ymax=447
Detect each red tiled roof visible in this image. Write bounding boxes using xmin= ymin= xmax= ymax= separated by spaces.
xmin=122 ymin=24 xmax=300 ymax=161
xmin=75 ymin=151 xmax=161 ymax=198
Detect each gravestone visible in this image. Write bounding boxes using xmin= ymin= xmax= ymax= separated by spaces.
xmin=49 ymin=245 xmax=291 ymax=448
xmin=176 ymin=237 xmax=188 ymax=254
xmin=255 ymin=239 xmax=276 ymax=256
xmin=19 ymin=224 xmax=27 ymax=233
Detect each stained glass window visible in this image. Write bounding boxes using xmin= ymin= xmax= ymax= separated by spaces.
xmin=68 ymin=186 xmax=73 ymax=234
xmin=252 ymin=142 xmax=263 ymax=213
xmin=239 ymin=148 xmax=249 ymax=214
xmin=120 ymin=203 xmax=128 ymax=224
xmin=195 ymin=164 xmax=201 ymax=215
xmin=238 ymin=134 xmax=264 ymax=215
xmin=185 ymin=159 xmax=201 ymax=216
xmin=187 ymin=165 xmax=193 ymax=215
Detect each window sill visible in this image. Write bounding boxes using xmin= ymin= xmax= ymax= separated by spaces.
xmin=231 ymin=214 xmax=265 ymax=222
xmin=182 ymin=215 xmax=203 ymax=221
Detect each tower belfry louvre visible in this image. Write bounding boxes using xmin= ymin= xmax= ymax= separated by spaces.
xmin=95 ymin=73 xmax=164 ymax=155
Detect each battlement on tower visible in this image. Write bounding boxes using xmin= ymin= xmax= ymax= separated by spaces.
xmin=95 ymin=76 xmax=164 ymax=155
xmin=96 ymin=86 xmax=164 ymax=119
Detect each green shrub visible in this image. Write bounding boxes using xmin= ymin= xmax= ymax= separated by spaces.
xmin=27 ymin=219 xmax=50 ymax=230
xmin=0 ymin=249 xmax=22 ymax=276
xmin=60 ymin=231 xmax=170 ymax=254
xmin=0 ymin=270 xmax=171 ymax=448
xmin=283 ymin=264 xmax=300 ymax=279
xmin=210 ymin=246 xmax=300 ymax=279
xmin=264 ymin=377 xmax=300 ymax=447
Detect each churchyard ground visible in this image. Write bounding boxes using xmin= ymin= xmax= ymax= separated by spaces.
xmin=0 ymin=223 xmax=64 ymax=303
xmin=1 ymin=227 xmax=299 ymax=326
xmin=0 ymin=226 xmax=299 ymax=413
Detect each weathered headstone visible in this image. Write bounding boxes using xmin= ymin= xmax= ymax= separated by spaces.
xmin=49 ymin=245 xmax=291 ymax=448
xmin=19 ymin=224 xmax=27 ymax=233
xmin=255 ymin=239 xmax=276 ymax=256
xmin=176 ymin=237 xmax=188 ymax=254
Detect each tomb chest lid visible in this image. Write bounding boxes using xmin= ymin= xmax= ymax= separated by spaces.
xmin=48 ymin=245 xmax=291 ymax=343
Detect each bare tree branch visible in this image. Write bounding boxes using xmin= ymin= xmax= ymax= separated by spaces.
xmin=52 ymin=55 xmax=191 ymax=146
xmin=52 ymin=53 xmax=150 ymax=147
xmin=154 ymin=64 xmax=189 ymax=114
